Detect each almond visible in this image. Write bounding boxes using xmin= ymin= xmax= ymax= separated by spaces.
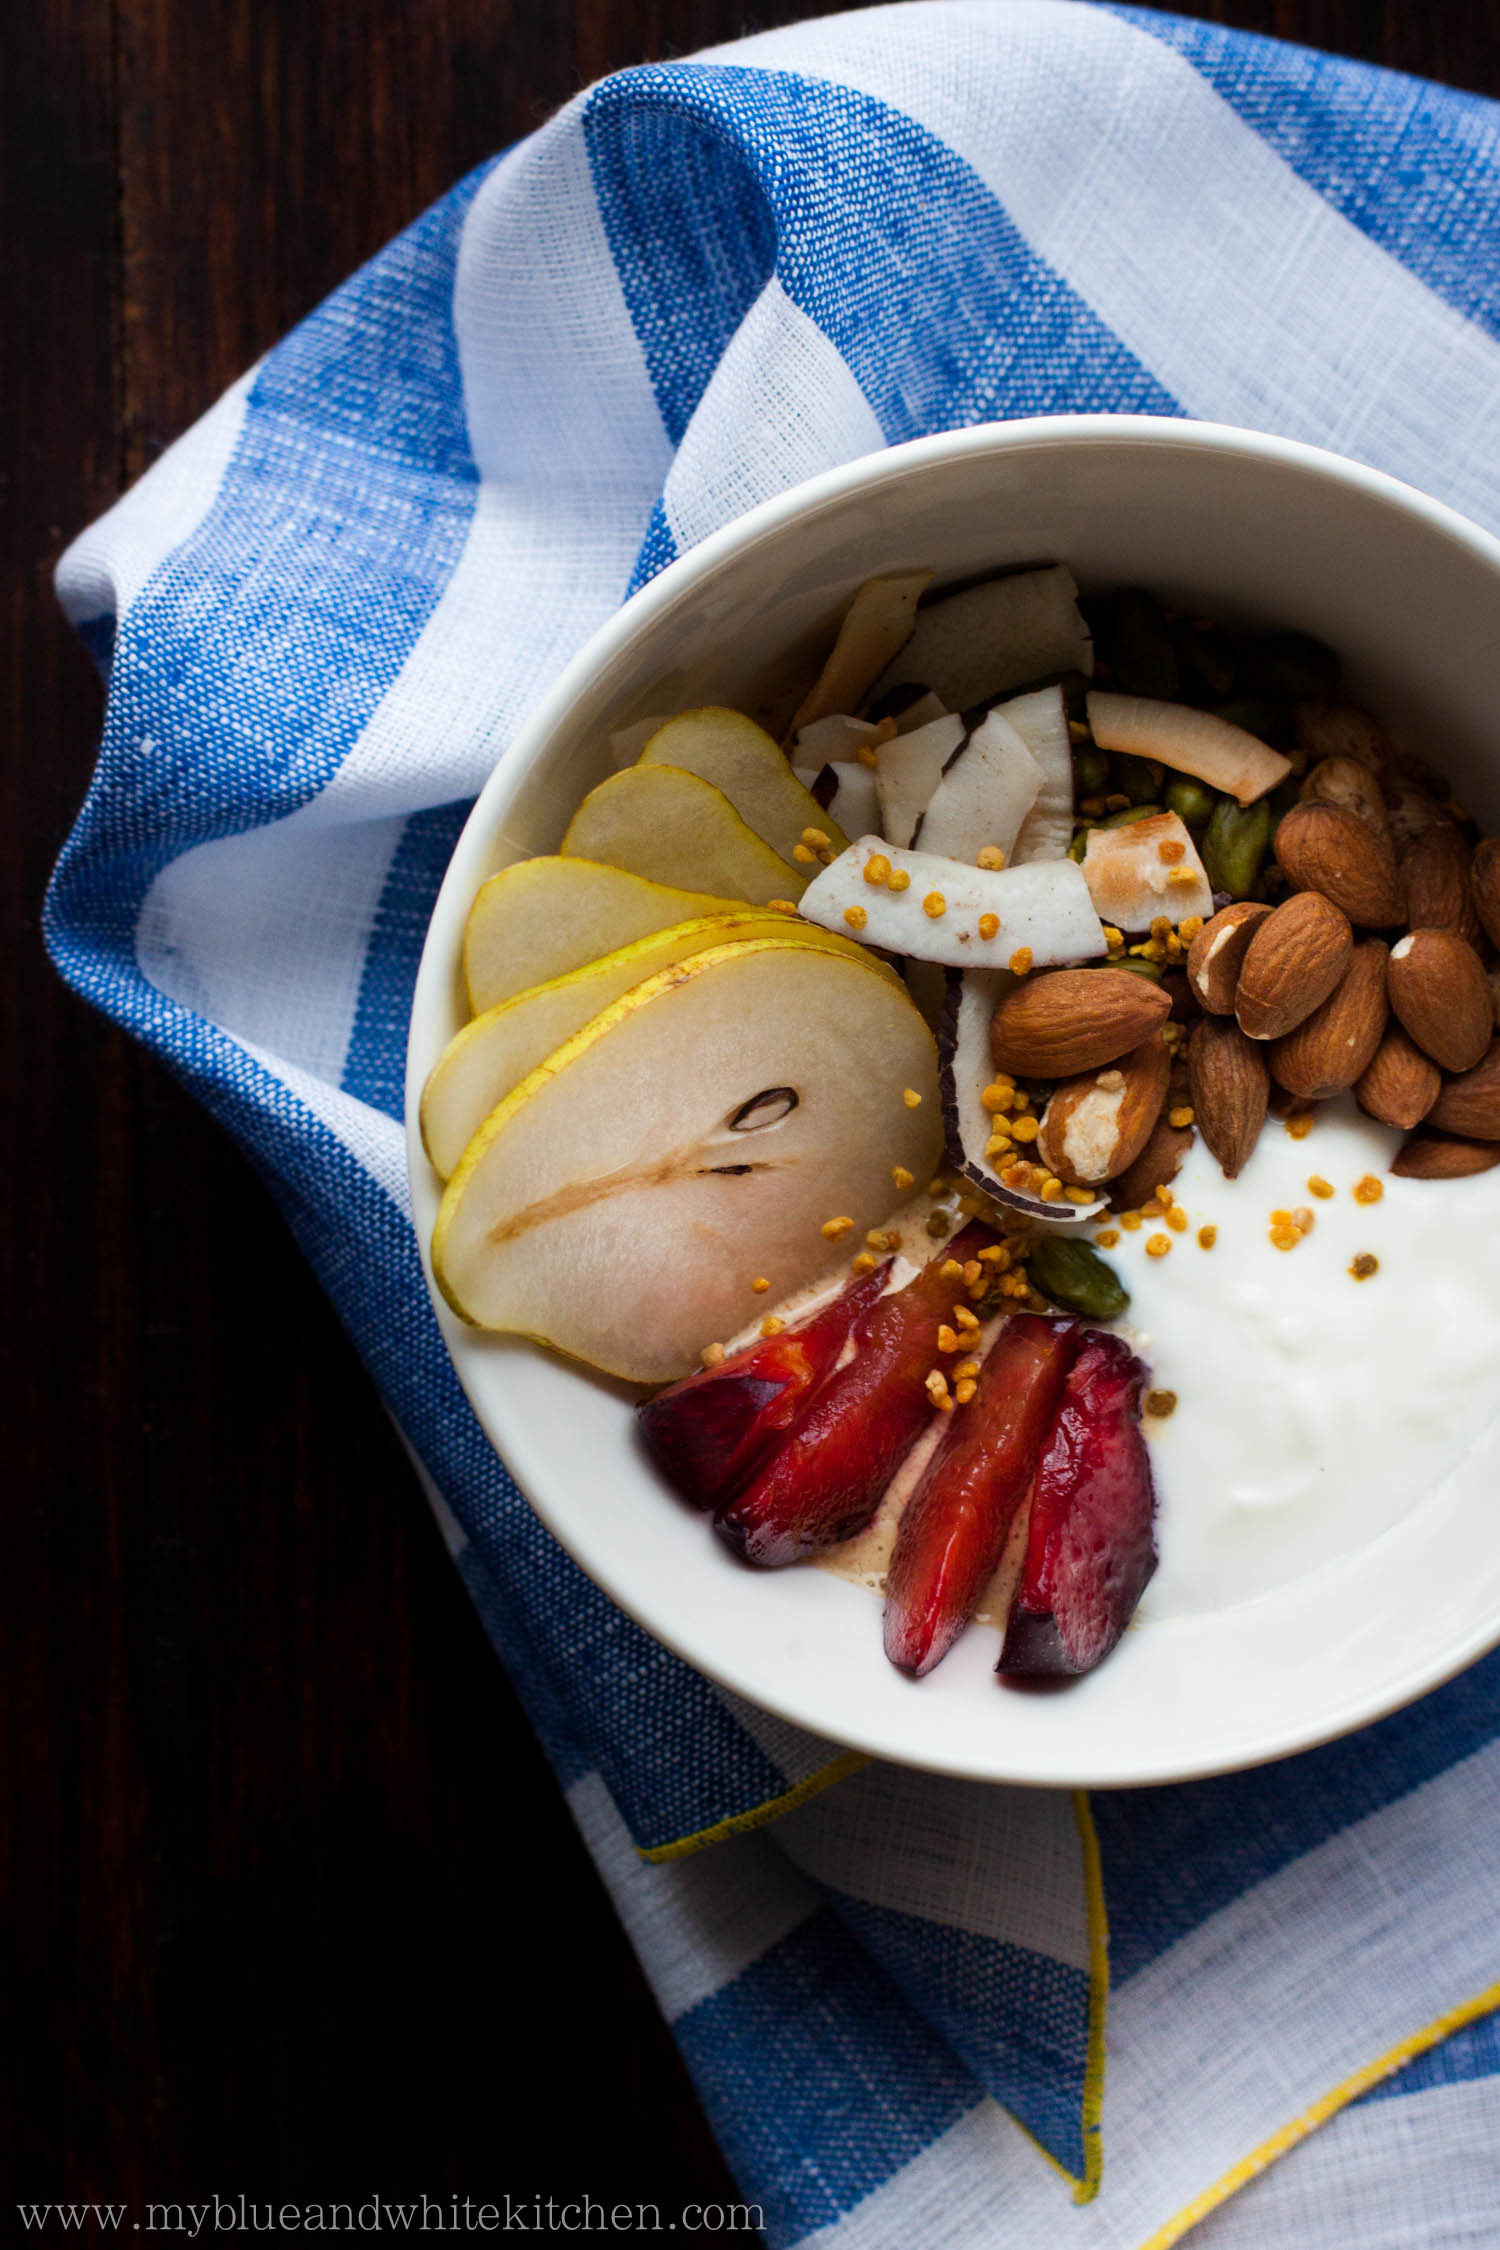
xmin=1274 ymin=800 xmax=1404 ymax=927
xmin=1400 ymin=822 xmax=1481 ymax=948
xmin=1037 ymin=1033 xmax=1170 ymax=1186
xmin=1488 ymin=962 xmax=1500 ymax=1034
xmin=1269 ymin=939 xmax=1389 ymax=1100
xmin=1391 ymin=1130 xmax=1500 ymax=1180
xmin=1354 ymin=1027 xmax=1441 ymax=1132
xmin=1187 ymin=1016 xmax=1269 ymax=1179
xmin=1186 ymin=901 xmax=1272 ymax=1014
xmin=1387 ymin=929 xmax=1491 ymax=1072
xmin=1299 ymin=756 xmax=1390 ymax=835
xmin=1472 ymin=837 xmax=1500 ymax=950
xmin=1293 ymin=702 xmax=1391 ymax=774
xmin=1428 ymin=1040 xmax=1500 ymax=1142
xmin=1384 ymin=781 xmax=1449 ymax=856
xmin=1234 ymin=891 xmax=1352 ymax=1041
xmin=1108 ymin=1113 xmax=1195 ymax=1213
xmin=988 ymin=967 xmax=1170 ymax=1080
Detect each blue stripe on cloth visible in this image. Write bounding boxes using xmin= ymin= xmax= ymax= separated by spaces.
xmin=1094 ymin=1647 xmax=1500 ymax=1985
xmin=831 ymin=1899 xmax=1092 ymax=2183
xmin=76 ymin=612 xmax=115 ymax=680
xmin=1116 ymin=6 xmax=1500 ymax=343
xmin=1356 ymin=2004 xmax=1500 ymax=2106
xmin=674 ymin=1905 xmax=979 ymax=2245
xmin=625 ymin=495 xmax=680 ymax=597
xmin=585 ymin=61 xmax=1179 ymax=470
xmin=343 ymin=800 xmax=472 ymax=1120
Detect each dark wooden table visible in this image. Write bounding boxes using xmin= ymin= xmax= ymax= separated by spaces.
xmin=8 ymin=0 xmax=1500 ymax=2230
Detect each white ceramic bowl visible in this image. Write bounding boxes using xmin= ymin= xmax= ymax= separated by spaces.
xmin=407 ymin=414 xmax=1500 ymax=1787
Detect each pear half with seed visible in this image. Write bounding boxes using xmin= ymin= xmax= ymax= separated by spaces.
xmin=561 ymin=765 xmax=804 ymax=905
xmin=638 ymin=708 xmax=849 ymax=863
xmin=424 ymin=911 xmax=896 ymax=1178
xmin=431 ymin=937 xmax=942 ymax=1382
xmin=463 ymin=858 xmax=745 ymax=1016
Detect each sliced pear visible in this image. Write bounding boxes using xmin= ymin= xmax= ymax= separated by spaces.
xmin=424 ymin=912 xmax=897 ymax=1178
xmin=639 ymin=708 xmax=849 ymax=863
xmin=562 ymin=764 xmax=804 ymax=905
xmin=463 ymin=858 xmax=746 ymax=1015
xmin=789 ymin=572 xmax=931 ymax=734
xmin=431 ymin=937 xmax=943 ymax=1383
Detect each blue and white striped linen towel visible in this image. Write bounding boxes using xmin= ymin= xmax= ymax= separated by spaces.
xmin=47 ymin=5 xmax=1500 ymax=2239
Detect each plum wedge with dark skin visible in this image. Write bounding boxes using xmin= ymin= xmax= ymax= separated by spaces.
xmin=716 ymin=1222 xmax=1001 ymax=1566
xmin=883 ymin=1314 xmax=1078 ymax=1677
xmin=998 ymin=1330 xmax=1156 ymax=1678
xmin=637 ymin=1263 xmax=892 ymax=1512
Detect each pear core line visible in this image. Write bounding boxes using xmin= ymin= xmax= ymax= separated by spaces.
xmin=482 ymin=1146 xmax=795 ymax=1248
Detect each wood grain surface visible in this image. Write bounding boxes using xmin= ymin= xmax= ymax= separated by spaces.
xmin=7 ymin=0 xmax=1500 ymax=2227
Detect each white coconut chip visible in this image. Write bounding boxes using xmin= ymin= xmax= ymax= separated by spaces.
xmin=1080 ymin=810 xmax=1214 ymax=932
xmin=999 ymin=685 xmax=1075 ymax=865
xmin=793 ymin=759 xmax=880 ymax=838
xmin=798 ymin=837 xmax=1107 ymax=970
xmin=794 ymin=713 xmax=884 ymax=765
xmin=870 ymin=564 xmax=1093 ymax=715
xmin=1087 ymin=691 xmax=1291 ymax=806
xmin=912 ymin=709 xmax=1043 ymax=864
xmin=938 ymin=969 xmax=1106 ymax=1226
xmin=873 ymin=714 xmax=965 ymax=848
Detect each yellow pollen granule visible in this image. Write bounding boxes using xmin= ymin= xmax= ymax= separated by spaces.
xmin=978 ymin=1244 xmax=1008 ymax=1264
xmin=843 ymin=904 xmax=868 ymax=931
xmin=978 ymin=912 xmax=1001 ymax=942
xmin=1307 ymin=1176 xmax=1335 ymax=1199
xmin=940 ymin=1258 xmax=965 ymax=1280
xmin=802 ymin=827 xmax=831 ymax=849
xmin=1284 ymin=1110 xmax=1315 ymax=1140
xmin=863 ymin=853 xmax=892 ymax=886
xmin=928 ymin=1179 xmax=947 ymax=1197
xmin=1104 ymin=793 xmax=1131 ymax=813
xmin=1010 ymin=1115 xmax=1040 ymax=1143
xmin=821 ymin=1215 xmax=855 ymax=1240
xmin=792 ymin=842 xmax=817 ymax=865
xmin=1350 ymin=1252 xmax=1380 ymax=1281
xmin=963 ymin=1260 xmax=982 ymax=1287
xmin=1198 ymin=1224 xmax=1218 ymax=1250
xmin=1068 ymin=719 xmax=1091 ymax=741
xmin=1102 ymin=924 xmax=1125 ymax=953
xmin=767 ymin=898 xmax=798 ymax=913
xmin=1145 ymin=1234 xmax=1172 ymax=1258
xmin=925 ymin=1369 xmax=954 ymax=1411
xmin=866 ymin=1227 xmax=902 ymax=1251
xmin=1095 ymin=1228 xmax=1121 ymax=1249
xmin=1144 ymin=1389 xmax=1178 ymax=1419
xmin=1009 ymin=947 xmax=1034 ymax=976
xmin=1150 ymin=915 xmax=1173 ymax=938
xmin=956 ymin=1358 xmax=982 ymax=1382
xmin=954 ymin=1304 xmax=980 ymax=1331
xmin=1353 ymin=1174 xmax=1384 ymax=1205
xmin=760 ymin=1316 xmax=785 ymax=1338
xmin=892 ymin=1165 xmax=915 ymax=1191
xmin=954 ymin=1378 xmax=978 ymax=1406
xmin=982 ymin=1082 xmax=1014 ymax=1113
xmin=1119 ymin=1210 xmax=1143 ymax=1231
xmin=923 ymin=891 xmax=948 ymax=919
xmin=1179 ymin=916 xmax=1205 ymax=941
xmin=903 ymin=1088 xmax=923 ymax=1108
xmin=985 ymin=1136 xmax=1011 ymax=1160
xmin=926 ymin=1210 xmax=951 ymax=1239
xmin=851 ymin=1252 xmax=878 ymax=1275
xmin=1270 ymin=1208 xmax=1294 ymax=1226
xmin=1292 ymin=1207 xmax=1315 ymax=1235
xmin=1158 ymin=838 xmax=1186 ymax=864
xmin=888 ymin=868 xmax=911 ymax=892
xmin=1040 ymin=1177 xmax=1064 ymax=1202
xmin=700 ymin=1342 xmax=726 ymax=1368
xmin=1269 ymin=1225 xmax=1302 ymax=1252
xmin=976 ymin=844 xmax=1007 ymax=871
xmin=936 ymin=1325 xmax=960 ymax=1354
xmin=857 ymin=743 xmax=879 ymax=767
xmin=1141 ymin=1199 xmax=1164 ymax=1220
xmin=1065 ymin=1186 xmax=1096 ymax=1204
xmin=1012 ymin=1090 xmax=1031 ymax=1112
xmin=751 ymin=1276 xmax=771 ymax=1294
xmin=1165 ymin=1206 xmax=1189 ymax=1233
xmin=1155 ymin=1184 xmax=1175 ymax=1208
xmin=1167 ymin=866 xmax=1201 ymax=888
xmin=1168 ymin=1105 xmax=1195 ymax=1130
xmin=1001 ymin=1273 xmax=1030 ymax=1298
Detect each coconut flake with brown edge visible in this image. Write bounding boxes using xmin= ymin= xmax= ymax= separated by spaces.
xmin=1087 ymin=692 xmax=1291 ymax=805
xmin=1081 ymin=810 xmax=1214 ymax=932
xmin=938 ymin=970 xmax=1106 ymax=1225
xmin=912 ymin=708 xmax=1043 ymax=864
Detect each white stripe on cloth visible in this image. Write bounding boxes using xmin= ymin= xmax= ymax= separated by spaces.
xmin=662 ymin=277 xmax=885 ymax=554
xmin=799 ymin=1737 xmax=1500 ymax=2246
xmin=567 ymin=1768 xmax=820 ymax=2023
xmin=707 ymin=0 xmax=1500 ymax=533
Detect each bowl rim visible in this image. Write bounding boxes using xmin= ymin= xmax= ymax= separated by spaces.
xmin=406 ymin=411 xmax=1500 ymax=1788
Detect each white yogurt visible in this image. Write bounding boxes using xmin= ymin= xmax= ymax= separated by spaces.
xmin=1114 ymin=1096 xmax=1500 ymax=1617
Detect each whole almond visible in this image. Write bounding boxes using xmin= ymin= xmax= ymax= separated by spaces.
xmin=1293 ymin=702 xmax=1390 ymax=774
xmin=989 ymin=968 xmax=1170 ymax=1080
xmin=1488 ymin=962 xmax=1500 ymax=1033
xmin=1108 ymin=1114 xmax=1194 ymax=1212
xmin=1037 ymin=1033 xmax=1170 ymax=1186
xmin=1384 ymin=781 xmax=1448 ymax=856
xmin=1186 ymin=901 xmax=1272 ymax=1015
xmin=1400 ymin=822 xmax=1481 ymax=948
xmin=1187 ymin=1016 xmax=1269 ymax=1179
xmin=1354 ymin=1027 xmax=1441 ymax=1132
xmin=1270 ymin=939 xmax=1389 ymax=1100
xmin=1300 ymin=756 xmax=1390 ymax=835
xmin=1472 ymin=837 xmax=1500 ymax=949
xmin=1387 ymin=929 xmax=1491 ymax=1072
xmin=1391 ymin=1130 xmax=1500 ymax=1180
xmin=1274 ymin=800 xmax=1404 ymax=927
xmin=1234 ymin=891 xmax=1352 ymax=1041
xmin=1428 ymin=1040 xmax=1500 ymax=1142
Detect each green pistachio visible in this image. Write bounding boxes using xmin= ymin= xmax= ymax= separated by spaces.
xmin=1027 ymin=1235 xmax=1130 ymax=1321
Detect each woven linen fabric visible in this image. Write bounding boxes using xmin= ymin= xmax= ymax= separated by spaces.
xmin=47 ymin=4 xmax=1500 ymax=2240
